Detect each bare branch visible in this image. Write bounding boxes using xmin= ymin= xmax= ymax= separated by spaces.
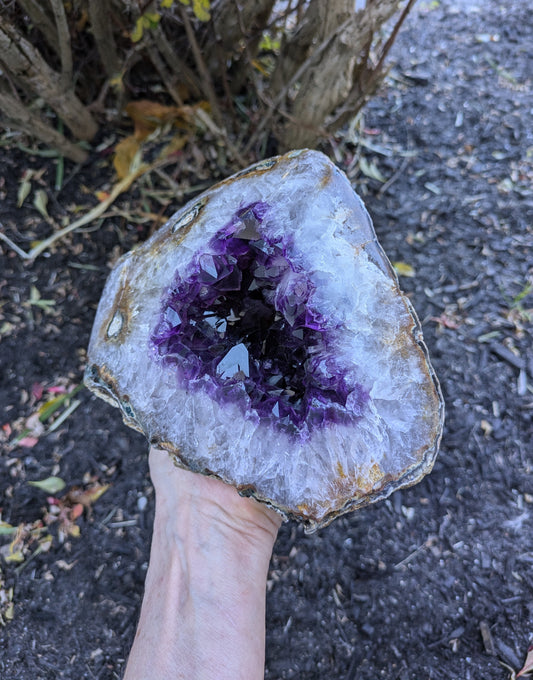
xmin=0 ymin=89 xmax=88 ymax=162
xmin=145 ymin=42 xmax=184 ymax=106
xmin=245 ymin=14 xmax=353 ymax=153
xmin=325 ymin=0 xmax=418 ymax=135
xmin=48 ymin=0 xmax=73 ymax=91
xmin=280 ymin=0 xmax=404 ymax=148
xmin=17 ymin=0 xmax=58 ymax=52
xmin=87 ymin=0 xmax=121 ymax=77
xmin=154 ymin=25 xmax=202 ymax=100
xmin=178 ymin=5 xmax=222 ymax=125
xmin=0 ymin=14 xmax=97 ymax=140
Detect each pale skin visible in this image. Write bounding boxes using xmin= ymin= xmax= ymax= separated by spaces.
xmin=123 ymin=446 xmax=282 ymax=680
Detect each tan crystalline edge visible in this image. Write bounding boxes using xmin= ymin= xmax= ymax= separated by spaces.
xmin=85 ymin=149 xmax=444 ymax=532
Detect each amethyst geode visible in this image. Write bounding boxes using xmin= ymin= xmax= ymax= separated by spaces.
xmin=150 ymin=200 xmax=369 ymax=433
xmin=85 ymin=149 xmax=444 ymax=531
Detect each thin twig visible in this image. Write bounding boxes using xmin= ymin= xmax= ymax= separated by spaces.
xmin=145 ymin=43 xmax=184 ymax=106
xmin=178 ymin=5 xmax=222 ymax=125
xmin=154 ymin=25 xmax=202 ymax=100
xmin=17 ymin=0 xmax=58 ymax=52
xmin=377 ymin=156 xmax=410 ymax=197
xmin=0 ymin=88 xmax=88 ymax=162
xmin=244 ymin=15 xmax=353 ymax=153
xmin=0 ymin=229 xmax=32 ymax=259
xmin=0 ymin=162 xmax=153 ymax=261
xmin=372 ymin=0 xmax=417 ymax=82
xmin=87 ymin=0 xmax=121 ymax=77
xmin=325 ymin=0 xmax=417 ymax=135
xmin=193 ymin=107 xmax=246 ymax=166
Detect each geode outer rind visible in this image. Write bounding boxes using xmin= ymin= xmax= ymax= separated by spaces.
xmin=85 ymin=149 xmax=444 ymax=531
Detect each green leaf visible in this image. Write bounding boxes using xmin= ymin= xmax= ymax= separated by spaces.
xmin=28 ymin=477 xmax=66 ymax=494
xmin=513 ymin=283 xmax=532 ymax=305
xmin=36 ymin=384 xmax=84 ymax=423
xmin=0 ymin=522 xmax=17 ymax=536
xmin=259 ymin=33 xmax=281 ymax=52
xmin=144 ymin=12 xmax=162 ymax=28
xmin=161 ymin=0 xmax=174 ymax=7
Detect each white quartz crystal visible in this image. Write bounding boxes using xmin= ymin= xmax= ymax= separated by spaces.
xmin=85 ymin=149 xmax=444 ymax=531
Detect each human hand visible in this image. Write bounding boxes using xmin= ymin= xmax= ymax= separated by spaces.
xmin=123 ymin=447 xmax=281 ymax=680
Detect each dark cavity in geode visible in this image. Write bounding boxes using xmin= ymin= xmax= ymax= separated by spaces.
xmin=151 ymin=202 xmax=368 ymax=433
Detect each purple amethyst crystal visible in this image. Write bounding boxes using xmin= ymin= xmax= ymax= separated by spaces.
xmin=85 ymin=149 xmax=444 ymax=531
xmin=151 ymin=202 xmax=368 ymax=433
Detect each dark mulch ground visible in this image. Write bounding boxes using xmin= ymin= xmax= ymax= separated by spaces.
xmin=1 ymin=1 xmax=532 ymax=678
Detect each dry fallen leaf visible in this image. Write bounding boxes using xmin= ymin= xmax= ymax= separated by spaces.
xmin=392 ymin=261 xmax=416 ymax=278
xmin=430 ymin=313 xmax=460 ymax=330
xmin=113 ymin=136 xmax=142 ymax=180
xmin=28 ymin=476 xmax=66 ymax=494
xmin=517 ymin=643 xmax=533 ymax=677
xmin=65 ymin=484 xmax=110 ymax=509
xmin=125 ymin=100 xmax=186 ymax=139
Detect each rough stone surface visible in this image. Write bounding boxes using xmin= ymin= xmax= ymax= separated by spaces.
xmin=85 ymin=149 xmax=444 ymax=530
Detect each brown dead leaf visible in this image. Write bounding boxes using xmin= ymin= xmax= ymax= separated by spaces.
xmin=160 ymin=133 xmax=188 ymax=160
xmin=430 ymin=313 xmax=460 ymax=330
xmin=113 ymin=136 xmax=142 ymax=180
xmin=125 ymin=100 xmax=186 ymax=139
xmin=65 ymin=484 xmax=109 ymax=509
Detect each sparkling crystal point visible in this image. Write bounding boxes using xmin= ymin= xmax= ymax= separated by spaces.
xmin=85 ymin=149 xmax=444 ymax=531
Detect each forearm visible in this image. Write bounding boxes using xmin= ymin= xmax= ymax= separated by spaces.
xmin=124 ymin=453 xmax=280 ymax=680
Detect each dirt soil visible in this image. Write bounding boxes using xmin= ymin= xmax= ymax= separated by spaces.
xmin=1 ymin=0 xmax=532 ymax=678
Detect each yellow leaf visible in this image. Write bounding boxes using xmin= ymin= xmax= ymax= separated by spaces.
xmin=131 ymin=16 xmax=145 ymax=42
xmin=251 ymin=59 xmax=269 ymax=77
xmin=5 ymin=549 xmax=24 ymax=564
xmin=109 ymin=73 xmax=124 ymax=92
xmin=392 ymin=261 xmax=416 ymax=278
xmin=37 ymin=395 xmax=65 ymax=421
xmin=67 ymin=484 xmax=110 ymax=508
xmin=68 ymin=524 xmax=81 ymax=538
xmin=144 ymin=12 xmax=161 ymax=24
xmin=113 ymin=136 xmax=142 ymax=179
xmin=159 ymin=134 xmax=187 ymax=160
xmin=161 ymin=0 xmax=173 ymax=6
xmin=192 ymin=0 xmax=210 ymax=21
